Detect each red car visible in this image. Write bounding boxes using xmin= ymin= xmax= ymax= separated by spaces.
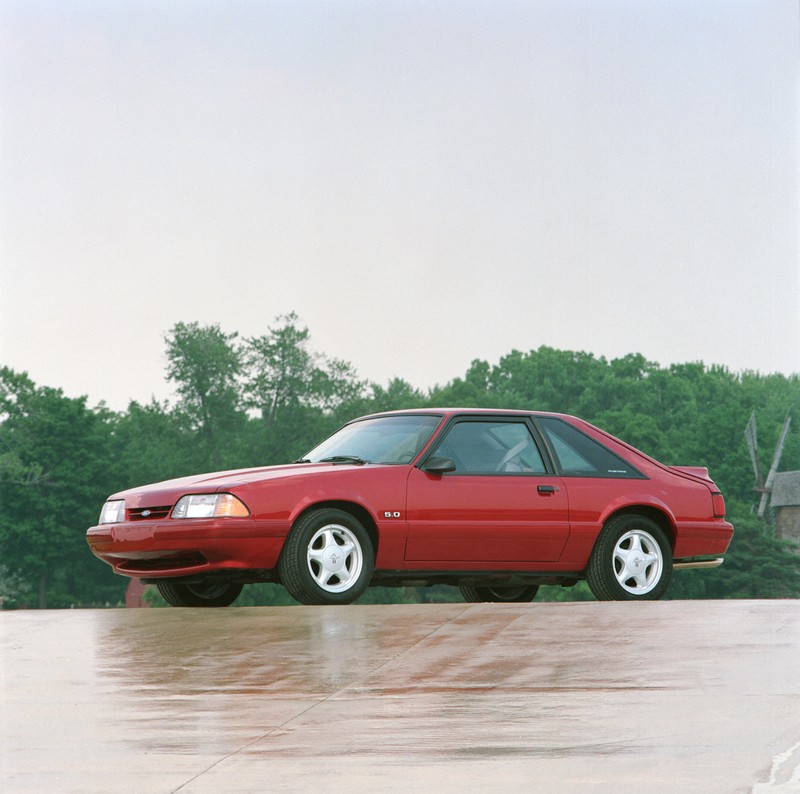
xmin=87 ymin=409 xmax=733 ymax=606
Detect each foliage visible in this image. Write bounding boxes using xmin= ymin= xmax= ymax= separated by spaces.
xmin=2 ymin=319 xmax=799 ymax=608
xmin=0 ymin=563 xmax=34 ymax=608
xmin=0 ymin=367 xmax=125 ymax=607
xmin=668 ymin=511 xmax=800 ymax=599
xmin=242 ymin=312 xmax=367 ymax=463
xmin=164 ymin=322 xmax=246 ymax=469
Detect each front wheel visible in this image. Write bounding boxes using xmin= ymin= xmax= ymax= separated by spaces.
xmin=459 ymin=584 xmax=539 ymax=603
xmin=156 ymin=580 xmax=243 ymax=607
xmin=278 ymin=508 xmax=374 ymax=605
xmin=586 ymin=515 xmax=672 ymax=601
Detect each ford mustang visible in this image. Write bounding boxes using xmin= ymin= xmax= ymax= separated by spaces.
xmin=86 ymin=409 xmax=733 ymax=606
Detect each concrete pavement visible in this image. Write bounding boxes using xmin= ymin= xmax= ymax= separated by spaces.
xmin=2 ymin=600 xmax=799 ymax=792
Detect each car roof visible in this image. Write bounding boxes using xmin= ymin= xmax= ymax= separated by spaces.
xmin=354 ymin=408 xmax=578 ymax=421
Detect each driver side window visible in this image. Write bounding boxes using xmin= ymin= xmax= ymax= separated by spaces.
xmin=433 ymin=420 xmax=546 ymax=475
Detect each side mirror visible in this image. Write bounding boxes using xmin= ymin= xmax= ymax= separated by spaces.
xmin=421 ymin=456 xmax=456 ymax=475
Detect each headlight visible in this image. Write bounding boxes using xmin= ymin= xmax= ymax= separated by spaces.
xmin=172 ymin=493 xmax=250 ymax=519
xmin=99 ymin=500 xmax=126 ymax=524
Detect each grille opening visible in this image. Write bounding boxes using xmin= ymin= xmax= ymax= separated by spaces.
xmin=128 ymin=506 xmax=173 ymax=521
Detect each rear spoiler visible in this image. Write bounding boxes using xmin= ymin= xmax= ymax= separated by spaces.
xmin=670 ymin=466 xmax=726 ymax=516
xmin=669 ymin=465 xmax=712 ymax=483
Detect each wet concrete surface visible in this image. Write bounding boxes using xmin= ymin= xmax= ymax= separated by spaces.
xmin=2 ymin=600 xmax=799 ymax=793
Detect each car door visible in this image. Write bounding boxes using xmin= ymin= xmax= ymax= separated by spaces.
xmin=404 ymin=417 xmax=570 ymax=563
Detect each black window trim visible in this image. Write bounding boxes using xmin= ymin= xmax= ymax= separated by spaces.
xmin=531 ymin=415 xmax=647 ymax=480
xmin=417 ymin=414 xmax=558 ymax=477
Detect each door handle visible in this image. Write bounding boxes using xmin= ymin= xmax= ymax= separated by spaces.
xmin=537 ymin=484 xmax=556 ymax=494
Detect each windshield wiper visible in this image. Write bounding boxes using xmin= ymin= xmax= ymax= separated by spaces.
xmin=319 ymin=455 xmax=369 ymax=465
xmin=292 ymin=458 xmax=312 ymax=464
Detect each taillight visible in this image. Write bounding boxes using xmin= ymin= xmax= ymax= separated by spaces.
xmin=711 ymin=491 xmax=726 ymax=518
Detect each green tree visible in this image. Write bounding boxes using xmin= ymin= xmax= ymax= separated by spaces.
xmin=0 ymin=368 xmax=123 ymax=607
xmin=113 ymin=399 xmax=208 ymax=486
xmin=164 ymin=322 xmax=246 ymax=469
xmin=243 ymin=313 xmax=366 ymax=462
xmin=4 ymin=324 xmax=800 ymax=608
xmin=670 ymin=510 xmax=800 ymax=599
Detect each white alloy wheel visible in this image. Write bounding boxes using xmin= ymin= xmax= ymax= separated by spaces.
xmin=306 ymin=523 xmax=364 ymax=593
xmin=613 ymin=528 xmax=664 ymax=596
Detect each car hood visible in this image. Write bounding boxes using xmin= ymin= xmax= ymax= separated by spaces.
xmin=111 ymin=462 xmax=376 ymax=505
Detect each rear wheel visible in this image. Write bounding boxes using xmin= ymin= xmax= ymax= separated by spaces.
xmin=459 ymin=584 xmax=539 ymax=603
xmin=278 ymin=508 xmax=374 ymax=605
xmin=156 ymin=580 xmax=243 ymax=607
xmin=586 ymin=514 xmax=672 ymax=601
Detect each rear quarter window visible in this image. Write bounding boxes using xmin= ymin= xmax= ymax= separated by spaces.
xmin=536 ymin=417 xmax=645 ymax=479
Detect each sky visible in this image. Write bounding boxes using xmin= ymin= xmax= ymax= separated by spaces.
xmin=1 ymin=0 xmax=798 ymax=411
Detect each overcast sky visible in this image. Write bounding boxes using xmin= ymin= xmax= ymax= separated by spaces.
xmin=1 ymin=0 xmax=798 ymax=411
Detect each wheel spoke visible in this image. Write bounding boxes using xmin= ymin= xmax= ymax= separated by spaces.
xmin=316 ymin=568 xmax=337 ymax=586
xmin=614 ymin=546 xmax=630 ymax=584
xmin=615 ymin=565 xmax=631 ymax=587
xmin=320 ymin=529 xmax=336 ymax=548
xmin=628 ymin=533 xmax=644 ymax=552
xmin=632 ymin=571 xmax=650 ymax=590
xmin=643 ymin=551 xmax=660 ymax=568
xmin=308 ymin=546 xmax=326 ymax=564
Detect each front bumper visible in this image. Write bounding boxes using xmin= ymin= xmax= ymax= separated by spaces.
xmin=86 ymin=518 xmax=287 ymax=579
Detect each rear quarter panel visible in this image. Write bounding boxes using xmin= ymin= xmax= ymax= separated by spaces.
xmin=554 ymin=417 xmax=729 ymax=565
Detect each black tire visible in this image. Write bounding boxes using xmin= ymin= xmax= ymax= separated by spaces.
xmin=459 ymin=584 xmax=539 ymax=603
xmin=278 ymin=508 xmax=374 ymax=605
xmin=156 ymin=580 xmax=243 ymax=607
xmin=586 ymin=514 xmax=672 ymax=601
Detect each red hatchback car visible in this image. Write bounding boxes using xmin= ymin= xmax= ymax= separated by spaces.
xmin=87 ymin=409 xmax=733 ymax=606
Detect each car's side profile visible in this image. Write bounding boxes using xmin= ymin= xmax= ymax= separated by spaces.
xmin=86 ymin=409 xmax=734 ymax=606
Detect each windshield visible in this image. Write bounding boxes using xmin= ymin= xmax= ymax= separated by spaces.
xmin=304 ymin=414 xmax=443 ymax=465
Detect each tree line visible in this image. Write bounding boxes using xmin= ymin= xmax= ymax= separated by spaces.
xmin=1 ymin=312 xmax=799 ymax=608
